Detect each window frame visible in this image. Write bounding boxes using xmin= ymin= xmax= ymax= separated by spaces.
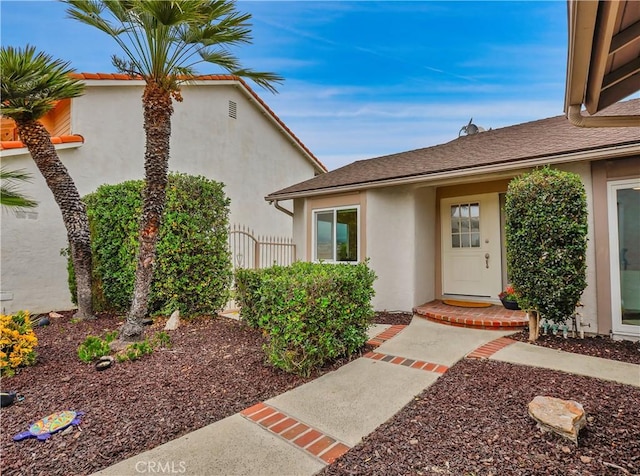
xmin=312 ymin=205 xmax=360 ymax=263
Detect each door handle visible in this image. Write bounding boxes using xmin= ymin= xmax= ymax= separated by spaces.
xmin=485 ymin=253 xmax=490 ymax=268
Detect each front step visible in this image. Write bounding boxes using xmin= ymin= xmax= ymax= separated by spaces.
xmin=413 ymin=300 xmax=528 ymax=330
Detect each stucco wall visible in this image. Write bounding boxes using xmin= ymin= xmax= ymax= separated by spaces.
xmin=366 ymin=186 xmax=417 ymax=312
xmin=413 ymin=186 xmax=437 ymax=307
xmin=0 ymin=82 xmax=319 ymax=314
xmin=556 ymin=162 xmax=598 ymax=333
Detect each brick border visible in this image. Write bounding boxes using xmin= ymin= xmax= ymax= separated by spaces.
xmin=240 ymin=402 xmax=350 ymax=464
xmin=415 ymin=312 xmax=526 ymax=330
xmin=364 ymin=351 xmax=448 ymax=374
xmin=466 ymin=337 xmax=517 ymax=359
xmin=366 ymin=324 xmax=407 ymax=347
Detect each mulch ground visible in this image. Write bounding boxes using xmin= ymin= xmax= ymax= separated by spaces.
xmin=322 ymin=318 xmax=640 ymax=476
xmin=1 ymin=310 xmax=638 ymax=476
xmin=0 ymin=311 xmax=361 ymax=476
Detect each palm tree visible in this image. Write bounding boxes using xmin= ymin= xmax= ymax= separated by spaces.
xmin=0 ymin=45 xmax=95 ymax=320
xmin=0 ymin=167 xmax=38 ymax=209
xmin=64 ymin=0 xmax=282 ymax=341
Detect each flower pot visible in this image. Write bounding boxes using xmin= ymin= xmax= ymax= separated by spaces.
xmin=500 ymin=298 xmax=520 ymax=310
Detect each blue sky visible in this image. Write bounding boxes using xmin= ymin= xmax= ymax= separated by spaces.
xmin=2 ymin=1 xmax=573 ymax=171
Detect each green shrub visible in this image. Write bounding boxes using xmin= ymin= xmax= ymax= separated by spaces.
xmin=235 ymin=261 xmax=376 ymax=376
xmin=77 ymin=331 xmax=117 ymax=363
xmin=0 ymin=310 xmax=38 ymax=377
xmin=505 ymin=167 xmax=588 ymax=326
xmin=78 ymin=330 xmax=170 ymax=363
xmin=69 ymin=173 xmax=232 ymax=316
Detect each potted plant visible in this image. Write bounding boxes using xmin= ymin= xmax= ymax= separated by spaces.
xmin=499 ymin=285 xmax=520 ymax=310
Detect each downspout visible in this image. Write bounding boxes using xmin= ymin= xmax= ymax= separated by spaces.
xmin=268 ymin=199 xmax=294 ymax=218
xmin=567 ymin=104 xmax=640 ymax=128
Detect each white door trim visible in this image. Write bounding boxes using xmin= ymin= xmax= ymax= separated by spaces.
xmin=608 ymin=178 xmax=640 ymax=338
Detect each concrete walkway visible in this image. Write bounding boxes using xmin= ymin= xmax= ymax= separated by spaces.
xmin=94 ymin=317 xmax=639 ymax=476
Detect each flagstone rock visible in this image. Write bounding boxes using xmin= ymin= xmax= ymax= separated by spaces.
xmin=164 ymin=310 xmax=180 ymax=331
xmin=528 ymin=395 xmax=586 ymax=445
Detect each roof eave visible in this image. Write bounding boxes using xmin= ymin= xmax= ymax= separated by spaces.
xmin=565 ymin=0 xmax=640 ymax=127
xmin=266 ymin=141 xmax=640 ymax=201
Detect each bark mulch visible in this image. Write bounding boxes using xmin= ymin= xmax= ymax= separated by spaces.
xmin=2 ymin=310 xmax=638 ymax=475
xmin=322 ymin=328 xmax=640 ymax=476
xmin=0 ymin=311 xmax=361 ymax=476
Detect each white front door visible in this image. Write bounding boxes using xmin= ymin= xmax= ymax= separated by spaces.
xmin=441 ymin=193 xmax=502 ymax=298
xmin=608 ymin=179 xmax=640 ymax=338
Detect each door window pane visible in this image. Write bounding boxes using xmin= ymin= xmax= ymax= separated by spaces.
xmin=450 ymin=202 xmax=480 ymax=248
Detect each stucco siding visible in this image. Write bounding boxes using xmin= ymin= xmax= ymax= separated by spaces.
xmin=366 ymin=186 xmax=416 ymax=312
xmin=0 ymin=82 xmax=319 ymax=314
xmin=556 ymin=162 xmax=598 ymax=333
xmin=413 ymin=187 xmax=436 ymax=307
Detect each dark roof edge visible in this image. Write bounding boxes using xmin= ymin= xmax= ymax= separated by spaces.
xmin=266 ymin=141 xmax=640 ymax=201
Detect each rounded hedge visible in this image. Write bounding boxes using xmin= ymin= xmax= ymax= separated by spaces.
xmin=505 ymin=167 xmax=587 ymax=324
xmin=70 ymin=173 xmax=232 ymax=316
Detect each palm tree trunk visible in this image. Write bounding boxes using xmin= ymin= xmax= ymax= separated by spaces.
xmin=16 ymin=120 xmax=95 ymax=320
xmin=121 ymin=83 xmax=173 ymax=341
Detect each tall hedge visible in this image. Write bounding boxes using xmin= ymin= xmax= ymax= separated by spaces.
xmin=235 ymin=261 xmax=376 ymax=376
xmin=70 ymin=173 xmax=232 ymax=316
xmin=505 ymin=167 xmax=587 ymax=334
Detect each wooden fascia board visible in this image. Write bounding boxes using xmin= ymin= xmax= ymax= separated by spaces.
xmin=565 ymin=0 xmax=599 ymax=112
xmin=585 ymin=0 xmax=620 ymax=114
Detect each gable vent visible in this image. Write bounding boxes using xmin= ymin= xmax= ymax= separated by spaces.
xmin=228 ymin=100 xmax=237 ymax=119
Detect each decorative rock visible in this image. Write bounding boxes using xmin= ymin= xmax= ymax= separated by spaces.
xmin=35 ymin=317 xmax=50 ymax=327
xmin=528 ymin=395 xmax=586 ymax=445
xmin=141 ymin=318 xmax=154 ymax=326
xmin=164 ymin=310 xmax=180 ymax=331
xmin=49 ymin=312 xmax=64 ymax=318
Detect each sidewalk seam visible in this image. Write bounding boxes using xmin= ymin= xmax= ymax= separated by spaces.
xmin=466 ymin=337 xmax=517 ymax=359
xmin=366 ymin=324 xmax=407 ymax=347
xmin=240 ymin=402 xmax=351 ymax=465
xmin=363 ymin=351 xmax=449 ymax=374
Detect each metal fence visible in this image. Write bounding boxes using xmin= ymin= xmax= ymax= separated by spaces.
xmin=228 ymin=224 xmax=296 ymax=271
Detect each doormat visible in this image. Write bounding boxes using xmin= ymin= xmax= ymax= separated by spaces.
xmin=442 ymin=300 xmax=492 ymax=308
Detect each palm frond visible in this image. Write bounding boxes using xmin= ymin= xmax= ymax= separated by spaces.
xmin=0 ymin=167 xmax=38 ymax=209
xmin=0 ymin=45 xmax=85 ymax=121
xmin=63 ymin=0 xmax=282 ymax=93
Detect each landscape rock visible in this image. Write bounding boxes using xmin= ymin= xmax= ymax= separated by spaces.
xmin=528 ymin=395 xmax=586 ymax=445
xmin=164 ymin=310 xmax=180 ymax=331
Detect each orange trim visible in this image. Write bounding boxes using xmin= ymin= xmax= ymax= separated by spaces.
xmin=0 ymin=140 xmax=24 ymax=150
xmin=0 ymin=134 xmax=84 ymax=151
xmin=68 ymin=72 xmax=328 ymax=173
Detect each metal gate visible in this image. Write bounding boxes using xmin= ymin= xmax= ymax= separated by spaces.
xmin=228 ymin=224 xmax=296 ymax=271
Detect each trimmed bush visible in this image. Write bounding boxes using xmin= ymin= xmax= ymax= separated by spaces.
xmin=0 ymin=311 xmax=38 ymax=377
xmin=235 ymin=261 xmax=376 ymax=376
xmin=505 ymin=166 xmax=587 ymax=338
xmin=70 ymin=173 xmax=232 ymax=316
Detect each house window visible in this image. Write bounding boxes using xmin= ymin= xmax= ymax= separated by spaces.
xmin=450 ymin=202 xmax=480 ymax=248
xmin=313 ymin=207 xmax=359 ymax=262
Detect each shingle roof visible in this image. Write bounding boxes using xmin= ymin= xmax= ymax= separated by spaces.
xmin=267 ymin=98 xmax=640 ymax=200
xmin=68 ymin=73 xmax=327 ymax=173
